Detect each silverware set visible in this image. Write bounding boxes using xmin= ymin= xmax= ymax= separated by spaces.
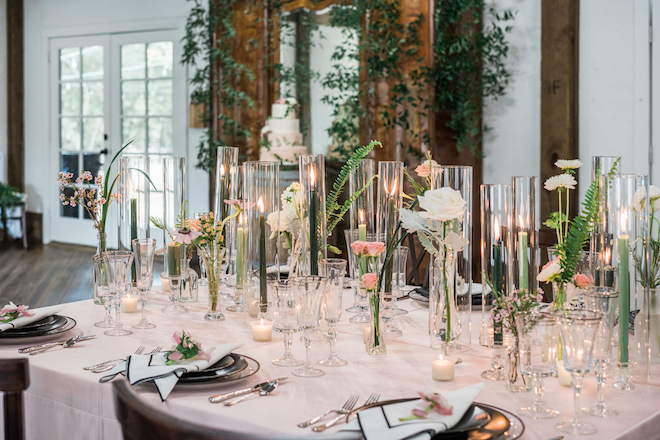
xmin=83 ymin=345 xmax=162 ymax=373
xmin=18 ymin=335 xmax=96 ymax=355
xmin=208 ymin=378 xmax=288 ymax=405
xmin=297 ymin=393 xmax=380 ymax=432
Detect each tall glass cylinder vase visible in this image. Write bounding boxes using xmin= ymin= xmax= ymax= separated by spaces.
xmin=600 ymin=174 xmax=650 ymax=389
xmin=213 ymin=146 xmax=239 ymax=220
xmin=591 ymin=156 xmax=621 ymax=282
xmin=591 ymin=156 xmax=620 ymax=180
xmin=93 ymin=231 xmax=108 ymax=305
xmin=162 ymin=156 xmax=187 ymax=314
xmin=245 ymin=161 xmax=280 ymax=318
xmin=199 ymin=240 xmax=227 ymax=321
xmin=429 ymin=250 xmax=460 ymax=354
xmin=511 ymin=177 xmax=539 ymax=293
xmin=433 ymin=165 xmax=473 ymax=349
xmin=227 ymin=164 xmax=247 ymax=312
xmin=118 ymin=155 xmax=151 ymax=286
xmin=299 ymin=155 xmax=327 ymax=276
xmin=480 ymin=183 xmax=512 ymax=379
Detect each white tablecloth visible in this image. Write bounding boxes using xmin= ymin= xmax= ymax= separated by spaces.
xmin=1 ymin=284 xmax=659 ymax=440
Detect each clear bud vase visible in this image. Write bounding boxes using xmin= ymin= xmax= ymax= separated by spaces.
xmin=200 ymin=243 xmax=226 ymax=321
xmin=430 ymin=250 xmax=461 ymax=353
xmin=93 ymin=231 xmax=108 ymax=305
xmin=504 ymin=332 xmax=531 ymax=392
xmin=367 ymin=289 xmax=386 ymax=355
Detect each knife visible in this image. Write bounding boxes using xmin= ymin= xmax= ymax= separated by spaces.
xmin=19 ymin=335 xmax=96 ymax=354
xmin=208 ymin=377 xmax=288 ymax=403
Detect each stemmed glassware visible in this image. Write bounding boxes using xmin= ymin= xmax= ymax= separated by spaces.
xmin=392 ymin=246 xmax=409 ymax=315
xmin=292 ymin=276 xmax=327 ymax=378
xmin=102 ymin=250 xmax=134 ymax=337
xmin=271 ymin=280 xmax=304 ymax=367
xmin=555 ymin=310 xmax=603 ymax=435
xmin=319 ymin=259 xmax=348 ymax=367
xmin=93 ymin=255 xmax=113 ymax=328
xmin=516 ymin=311 xmax=560 ymax=419
xmin=131 ymin=238 xmax=157 ymax=329
xmin=344 ymin=229 xmax=370 ymax=323
xmin=583 ymin=287 xmax=619 ymax=417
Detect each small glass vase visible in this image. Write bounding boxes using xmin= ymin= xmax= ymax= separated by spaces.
xmin=430 ymin=251 xmax=461 ymax=353
xmin=505 ymin=333 xmax=531 ymax=393
xmin=200 ymin=244 xmax=227 ymax=321
xmin=93 ymin=231 xmax=107 ymax=305
xmin=366 ymin=290 xmax=386 ymax=355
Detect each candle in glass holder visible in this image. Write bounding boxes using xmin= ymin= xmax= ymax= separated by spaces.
xmin=432 ymin=355 xmax=455 ymax=381
xmin=251 ymin=318 xmax=273 ymax=342
xmin=258 ymin=198 xmax=267 ymax=314
xmin=358 ymin=209 xmax=367 ymax=241
xmin=557 ymin=360 xmax=572 ymax=387
xmin=167 ymin=242 xmax=182 ymax=278
xmin=121 ymin=293 xmax=138 ymax=313
xmin=309 ymin=167 xmax=318 ymax=275
xmin=518 ymin=216 xmax=528 ymax=290
xmin=618 ymin=212 xmax=630 ymax=363
xmin=236 ymin=214 xmax=246 ymax=285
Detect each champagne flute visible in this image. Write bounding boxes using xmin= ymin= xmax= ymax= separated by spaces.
xmin=271 ymin=280 xmax=304 ymax=367
xmin=102 ymin=250 xmax=134 ymax=337
xmin=291 ymin=276 xmax=327 ymax=378
xmin=319 ymin=259 xmax=348 ymax=367
xmin=132 ymin=238 xmax=157 ymax=329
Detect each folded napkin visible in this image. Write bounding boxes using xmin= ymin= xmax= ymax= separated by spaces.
xmin=0 ymin=304 xmax=65 ymax=332
xmin=100 ymin=342 xmax=243 ymax=401
xmin=357 ymin=382 xmax=484 ymax=440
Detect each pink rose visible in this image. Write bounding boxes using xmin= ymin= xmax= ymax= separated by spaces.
xmin=573 ymin=273 xmax=591 ymax=289
xmin=167 ymin=351 xmax=182 ymax=361
xmin=364 ymin=242 xmax=386 ymax=257
xmin=224 ymin=199 xmax=241 ymax=206
xmin=173 ymin=331 xmax=182 ymax=345
xmin=362 ymin=273 xmax=379 ymax=290
xmin=414 ymin=159 xmax=439 ymax=178
xmin=350 ymin=241 xmax=368 ymax=256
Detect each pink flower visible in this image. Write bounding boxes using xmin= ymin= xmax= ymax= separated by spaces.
xmin=350 ymin=241 xmax=368 ymax=256
xmin=224 ymin=199 xmax=241 ymax=206
xmin=429 ymin=393 xmax=453 ymax=415
xmin=414 ymin=159 xmax=439 ymax=178
xmin=573 ymin=273 xmax=590 ymax=289
xmin=171 ymin=229 xmax=202 ymax=244
xmin=187 ymin=219 xmax=202 ymax=232
xmin=362 ymin=273 xmax=378 ymax=290
xmin=167 ymin=351 xmax=182 ymax=361
xmin=364 ymin=242 xmax=386 ymax=257
xmin=173 ymin=331 xmax=182 ymax=344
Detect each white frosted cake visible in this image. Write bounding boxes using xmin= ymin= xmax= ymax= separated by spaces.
xmin=260 ymin=98 xmax=308 ymax=163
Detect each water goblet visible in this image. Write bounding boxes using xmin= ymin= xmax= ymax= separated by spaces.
xmin=291 ymin=276 xmax=327 ymax=378
xmin=271 ymin=280 xmax=304 ymax=367
xmin=319 ymin=259 xmax=348 ymax=367
xmin=131 ymin=238 xmax=157 ymax=329
xmin=555 ymin=310 xmax=602 ymax=435
xmin=93 ymin=255 xmax=113 ymax=328
xmin=516 ymin=311 xmax=560 ymax=419
xmin=582 ymin=287 xmax=619 ymax=417
xmin=102 ymin=250 xmax=134 ymax=337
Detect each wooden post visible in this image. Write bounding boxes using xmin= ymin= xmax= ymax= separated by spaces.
xmin=7 ymin=0 xmax=24 ymax=192
xmin=540 ymin=0 xmax=580 ymax=223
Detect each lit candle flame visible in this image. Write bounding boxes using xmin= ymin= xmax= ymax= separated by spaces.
xmin=260 ymin=317 xmax=265 ymax=325
xmin=494 ymin=217 xmax=500 ymax=241
xmin=388 ymin=179 xmax=398 ymax=197
xmin=257 ymin=197 xmax=264 ymax=213
xmin=309 ymin=167 xmax=316 ymax=188
xmin=359 ymin=209 xmax=365 ymax=224
xmin=220 ymin=164 xmax=225 ymax=177
xmin=518 ymin=215 xmax=525 ymax=230
xmin=605 ymin=248 xmax=611 ymax=265
xmin=620 ymin=210 xmax=628 ymax=234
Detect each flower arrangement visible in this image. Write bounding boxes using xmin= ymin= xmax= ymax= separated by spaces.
xmin=0 ymin=302 xmax=33 ymax=323
xmin=267 ymin=182 xmax=304 ymax=274
xmin=351 ymin=240 xmax=386 ymax=352
xmin=398 ymin=390 xmax=453 ymax=422
xmin=491 ymin=288 xmax=543 ymax=337
xmin=165 ymin=331 xmax=213 ymax=364
xmin=633 ymin=185 xmax=660 ymax=288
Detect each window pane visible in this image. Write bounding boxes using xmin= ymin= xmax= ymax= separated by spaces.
xmin=149 ymin=156 xmax=165 ymax=191
xmin=61 ymin=118 xmax=81 ymax=151
xmin=82 ymin=82 xmax=103 ymax=115
xmin=82 ymin=46 xmax=104 ymax=80
xmin=83 ymin=152 xmax=104 ymax=178
xmin=148 ymin=80 xmax=172 ymax=115
xmin=61 ymin=187 xmax=79 ymax=218
xmin=121 ymin=43 xmax=145 ymax=79
xmin=60 ymin=82 xmax=81 ymax=115
xmin=60 ymin=152 xmax=79 ymax=178
xmin=82 ymin=117 xmax=104 ymax=151
xmin=147 ymin=42 xmax=173 ymax=78
xmin=60 ymin=48 xmax=80 ymax=81
xmin=122 ymin=118 xmax=146 ymax=152
xmin=148 ymin=118 xmax=172 ymax=153
xmin=121 ymin=81 xmax=146 ymax=116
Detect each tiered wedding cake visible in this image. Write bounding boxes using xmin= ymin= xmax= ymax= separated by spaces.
xmin=260 ymin=98 xmax=308 ymax=163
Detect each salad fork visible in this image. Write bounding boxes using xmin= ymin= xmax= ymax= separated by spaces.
xmin=83 ymin=346 xmax=145 ymax=371
xmin=297 ymin=394 xmax=359 ymax=428
xmin=312 ymin=393 xmax=379 ymax=432
xmin=90 ymin=346 xmax=163 ymax=373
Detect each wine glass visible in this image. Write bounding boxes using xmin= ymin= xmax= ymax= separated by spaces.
xmin=582 ymin=287 xmax=619 ymax=417
xmin=516 ymin=311 xmax=560 ymax=419
xmin=131 ymin=238 xmax=157 ymax=329
xmin=162 ymin=242 xmax=188 ymax=315
xmin=555 ymin=310 xmax=602 ymax=435
xmin=270 ymin=280 xmax=304 ymax=367
xmin=93 ymin=255 xmax=113 ymax=328
xmin=291 ymin=276 xmax=327 ymax=378
xmin=102 ymin=250 xmax=134 ymax=337
xmin=319 ymin=259 xmax=348 ymax=367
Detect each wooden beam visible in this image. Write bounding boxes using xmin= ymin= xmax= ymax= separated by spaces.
xmin=7 ymin=0 xmax=24 ymax=191
xmin=540 ymin=0 xmax=580 ymax=223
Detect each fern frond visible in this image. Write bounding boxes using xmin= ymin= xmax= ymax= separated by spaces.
xmin=326 ymin=175 xmax=378 ymax=234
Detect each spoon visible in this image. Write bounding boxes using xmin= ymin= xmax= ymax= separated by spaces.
xmin=224 ymin=382 xmax=278 ymax=406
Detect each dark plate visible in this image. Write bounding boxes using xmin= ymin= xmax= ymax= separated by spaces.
xmin=0 ymin=316 xmax=76 ymax=339
xmin=176 ymin=354 xmax=260 ymax=388
xmin=180 ymin=354 xmax=237 ymax=379
xmin=179 ymin=353 xmax=248 ymax=382
xmin=18 ymin=315 xmax=59 ymax=330
xmin=1 ymin=315 xmax=68 ymax=336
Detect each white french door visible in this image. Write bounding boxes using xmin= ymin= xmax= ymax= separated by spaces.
xmin=49 ymin=29 xmax=186 ymax=248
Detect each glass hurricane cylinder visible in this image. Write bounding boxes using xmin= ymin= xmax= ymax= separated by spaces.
xmin=213 ymin=146 xmax=238 ymax=220
xmin=245 ymin=161 xmax=280 ymax=317
xmin=511 ymin=176 xmax=539 ymax=292
xmin=376 ymin=161 xmax=403 ymax=297
xmin=299 ymin=155 xmax=327 ymax=276
xmin=480 ymin=183 xmax=512 ymax=379
xmin=429 ymin=250 xmax=460 ymax=354
xmin=432 ymin=165 xmax=473 ymax=349
xmin=349 ymin=158 xmax=375 ymax=235
xmin=162 ymin=156 xmax=187 ymax=314
xmin=199 ymin=240 xmax=227 ymax=321
xmin=226 ymin=164 xmax=246 ymax=312
xmin=591 ymin=156 xmax=620 ymax=180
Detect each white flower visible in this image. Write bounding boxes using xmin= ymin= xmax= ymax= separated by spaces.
xmin=443 ymin=230 xmax=469 ymax=253
xmin=554 ymin=159 xmax=583 ymax=170
xmin=544 ymin=174 xmax=577 ymax=191
xmin=400 ymin=208 xmax=428 ymax=232
xmin=418 ymin=188 xmax=467 ymax=222
xmin=266 ymin=210 xmax=296 ymax=238
xmin=633 ymin=185 xmax=660 ymax=213
xmin=538 ymin=258 xmax=563 ymax=283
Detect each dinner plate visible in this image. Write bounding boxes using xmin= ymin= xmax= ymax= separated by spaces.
xmin=465 ymin=403 xmax=524 ymax=440
xmin=0 ymin=316 xmax=76 ymax=339
xmin=1 ymin=315 xmax=69 ymax=336
xmin=180 ymin=353 xmax=244 ymax=381
xmin=176 ymin=354 xmax=259 ymax=388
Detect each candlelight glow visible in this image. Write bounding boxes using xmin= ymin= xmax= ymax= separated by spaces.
xmin=220 ymin=164 xmax=226 ymax=177
xmin=620 ymin=210 xmax=628 ymax=234
xmin=388 ymin=179 xmax=398 ymax=197
xmin=309 ymin=167 xmax=316 ymax=188
xmin=257 ymin=197 xmax=264 ymax=213
xmin=494 ymin=217 xmax=500 ymax=241
xmin=518 ymin=214 xmax=525 ymax=230
xmin=359 ymin=209 xmax=365 ymax=224
xmin=605 ymin=248 xmax=611 ymax=265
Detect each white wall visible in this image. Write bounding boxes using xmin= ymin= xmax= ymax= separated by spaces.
xmin=23 ymin=0 xmax=208 ymax=244
xmin=482 ymin=0 xmax=541 ymax=186
xmin=0 ymin=0 xmax=7 ymax=182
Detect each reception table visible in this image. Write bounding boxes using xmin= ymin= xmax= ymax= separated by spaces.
xmin=1 ymin=283 xmax=659 ymax=440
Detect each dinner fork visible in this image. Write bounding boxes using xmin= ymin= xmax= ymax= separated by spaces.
xmin=90 ymin=346 xmax=163 ymax=373
xmin=297 ymin=394 xmax=359 ymax=428
xmin=83 ymin=346 xmax=145 ymax=371
xmin=312 ymin=393 xmax=379 ymax=432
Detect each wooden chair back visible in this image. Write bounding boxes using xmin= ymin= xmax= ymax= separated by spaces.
xmin=0 ymin=358 xmax=29 ymax=440
xmin=113 ymin=380 xmax=270 ymax=440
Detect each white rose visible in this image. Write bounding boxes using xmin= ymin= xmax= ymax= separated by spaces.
xmin=538 ymin=259 xmax=563 ymax=283
xmin=418 ymin=187 xmax=467 ymax=222
xmin=633 ymin=185 xmax=660 ymax=213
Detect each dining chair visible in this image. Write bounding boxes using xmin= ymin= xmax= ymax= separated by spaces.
xmin=112 ymin=380 xmax=271 ymax=440
xmin=0 ymin=358 xmax=30 ymax=440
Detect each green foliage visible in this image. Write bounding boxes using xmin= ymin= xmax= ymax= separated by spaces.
xmin=0 ymin=183 xmax=21 ymax=225
xmin=543 ymin=211 xmax=567 ymax=231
